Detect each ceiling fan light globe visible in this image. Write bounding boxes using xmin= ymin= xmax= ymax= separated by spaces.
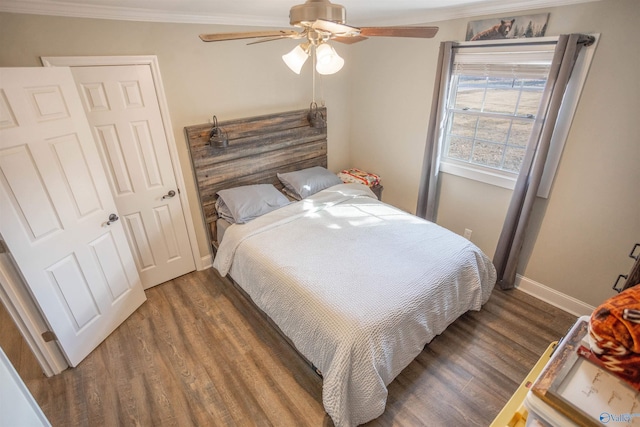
xmin=316 ymin=43 xmax=335 ymax=64
xmin=315 ymin=43 xmax=344 ymax=75
xmin=316 ymin=56 xmax=344 ymax=74
xmin=282 ymin=44 xmax=310 ymax=74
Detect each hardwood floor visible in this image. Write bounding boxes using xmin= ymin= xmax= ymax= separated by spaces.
xmin=1 ymin=268 xmax=577 ymax=426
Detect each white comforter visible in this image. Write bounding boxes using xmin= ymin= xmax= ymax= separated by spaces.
xmin=213 ymin=184 xmax=496 ymax=426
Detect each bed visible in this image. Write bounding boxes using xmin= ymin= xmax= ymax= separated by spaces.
xmin=186 ymin=109 xmax=496 ymax=426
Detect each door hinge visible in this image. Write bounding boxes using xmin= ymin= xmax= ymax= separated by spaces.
xmin=41 ymin=331 xmax=57 ymax=342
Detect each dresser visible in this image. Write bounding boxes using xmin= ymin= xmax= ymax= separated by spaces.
xmin=492 ymin=316 xmax=640 ymax=426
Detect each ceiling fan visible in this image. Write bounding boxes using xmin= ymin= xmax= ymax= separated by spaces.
xmin=199 ymin=0 xmax=439 ymax=75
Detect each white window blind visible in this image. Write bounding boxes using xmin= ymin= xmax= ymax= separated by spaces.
xmin=452 ymin=46 xmax=556 ymax=78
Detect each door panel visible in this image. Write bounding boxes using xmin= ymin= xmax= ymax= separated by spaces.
xmin=95 ymin=124 xmax=134 ymax=195
xmin=0 ymin=146 xmax=62 ymax=239
xmin=50 ymin=133 xmax=103 ymax=217
xmin=72 ymin=65 xmax=195 ymax=288
xmin=0 ymin=67 xmax=146 ymax=367
xmin=46 ymin=254 xmax=100 ymax=331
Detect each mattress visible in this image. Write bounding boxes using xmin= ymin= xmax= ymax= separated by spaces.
xmin=213 ymin=183 xmax=496 ymax=426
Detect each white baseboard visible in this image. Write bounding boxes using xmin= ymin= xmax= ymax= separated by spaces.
xmin=199 ymin=254 xmax=213 ymax=270
xmin=515 ymin=275 xmax=595 ymax=317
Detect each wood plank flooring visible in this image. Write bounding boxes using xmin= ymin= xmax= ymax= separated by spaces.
xmin=1 ymin=268 xmax=577 ymax=426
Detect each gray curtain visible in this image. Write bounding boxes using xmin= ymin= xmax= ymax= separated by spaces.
xmin=416 ymin=41 xmax=454 ymax=221
xmin=493 ymin=34 xmax=594 ymax=289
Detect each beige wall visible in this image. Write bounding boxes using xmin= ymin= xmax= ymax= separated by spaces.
xmin=0 ymin=13 xmax=353 ymax=259
xmin=348 ymin=0 xmax=640 ymax=307
xmin=1 ymin=0 xmax=638 ymax=308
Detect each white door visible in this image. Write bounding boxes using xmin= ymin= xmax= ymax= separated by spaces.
xmin=70 ymin=65 xmax=195 ymax=289
xmin=0 ymin=67 xmax=146 ymax=367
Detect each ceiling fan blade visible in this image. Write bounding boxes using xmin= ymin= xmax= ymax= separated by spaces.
xmin=247 ymin=34 xmax=304 ymax=45
xmin=332 ymin=35 xmax=368 ymax=45
xmin=359 ymin=26 xmax=439 ymax=38
xmin=199 ymin=30 xmax=300 ymax=42
xmin=312 ymin=19 xmax=360 ymax=36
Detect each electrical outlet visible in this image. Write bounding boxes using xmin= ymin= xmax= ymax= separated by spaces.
xmin=463 ymin=228 xmax=472 ymax=240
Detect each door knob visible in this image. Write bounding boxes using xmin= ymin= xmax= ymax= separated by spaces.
xmin=106 ymin=213 xmax=119 ymax=225
xmin=162 ymin=190 xmax=176 ymax=200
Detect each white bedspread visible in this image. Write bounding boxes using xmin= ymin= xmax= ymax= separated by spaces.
xmin=213 ymin=184 xmax=496 ymax=426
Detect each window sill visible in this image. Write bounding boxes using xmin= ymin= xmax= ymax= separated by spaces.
xmin=439 ymin=161 xmax=517 ymax=191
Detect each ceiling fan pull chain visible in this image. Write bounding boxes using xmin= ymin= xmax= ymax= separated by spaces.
xmin=312 ymin=46 xmax=317 ymax=103
xmin=319 ymin=72 xmax=325 ymax=106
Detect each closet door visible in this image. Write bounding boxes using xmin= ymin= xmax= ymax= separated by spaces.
xmin=0 ymin=67 xmax=146 ymax=367
xmin=70 ymin=65 xmax=195 ymax=289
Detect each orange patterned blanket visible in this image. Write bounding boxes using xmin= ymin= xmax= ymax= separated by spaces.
xmin=338 ymin=168 xmax=381 ymax=188
xmin=588 ymin=285 xmax=640 ymax=390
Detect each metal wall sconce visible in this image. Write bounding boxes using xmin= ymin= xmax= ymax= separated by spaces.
xmin=208 ymin=115 xmax=229 ymax=148
xmin=307 ymin=102 xmax=326 ymax=128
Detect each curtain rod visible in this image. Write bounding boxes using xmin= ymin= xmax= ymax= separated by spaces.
xmin=576 ymin=34 xmax=596 ymax=46
xmin=453 ymin=33 xmax=595 ymax=49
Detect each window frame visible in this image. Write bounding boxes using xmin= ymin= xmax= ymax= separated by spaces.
xmin=438 ymin=35 xmax=599 ymax=198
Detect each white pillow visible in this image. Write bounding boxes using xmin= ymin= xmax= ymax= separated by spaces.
xmin=216 ymin=184 xmax=290 ymax=224
xmin=277 ymin=166 xmax=342 ymax=200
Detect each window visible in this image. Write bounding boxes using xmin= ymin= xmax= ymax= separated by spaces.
xmin=444 ymin=75 xmax=545 ymax=172
xmin=440 ymin=43 xmax=557 ymax=190
xmin=417 ymin=35 xmax=598 ymax=220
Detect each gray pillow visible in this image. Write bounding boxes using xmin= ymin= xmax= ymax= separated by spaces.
xmin=216 ymin=184 xmax=290 ymax=224
xmin=214 ymin=196 xmax=235 ymax=224
xmin=277 ymin=166 xmax=342 ymax=200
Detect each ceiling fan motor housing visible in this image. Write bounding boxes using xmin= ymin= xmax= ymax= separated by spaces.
xmin=290 ymin=0 xmax=346 ymax=26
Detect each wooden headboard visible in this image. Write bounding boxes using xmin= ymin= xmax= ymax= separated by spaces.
xmin=185 ymin=107 xmax=328 ymax=247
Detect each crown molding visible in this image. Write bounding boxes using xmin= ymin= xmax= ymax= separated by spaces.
xmin=367 ymin=0 xmax=604 ymax=25
xmin=0 ymin=0 xmax=604 ymax=27
xmin=0 ymin=0 xmax=288 ymax=26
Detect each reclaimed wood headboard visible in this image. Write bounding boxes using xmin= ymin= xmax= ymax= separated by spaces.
xmin=185 ymin=107 xmax=328 ymax=247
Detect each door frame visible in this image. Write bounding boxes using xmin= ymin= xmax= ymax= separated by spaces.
xmin=41 ymin=55 xmax=204 ymax=272
xmin=0 ymin=242 xmax=68 ymax=376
